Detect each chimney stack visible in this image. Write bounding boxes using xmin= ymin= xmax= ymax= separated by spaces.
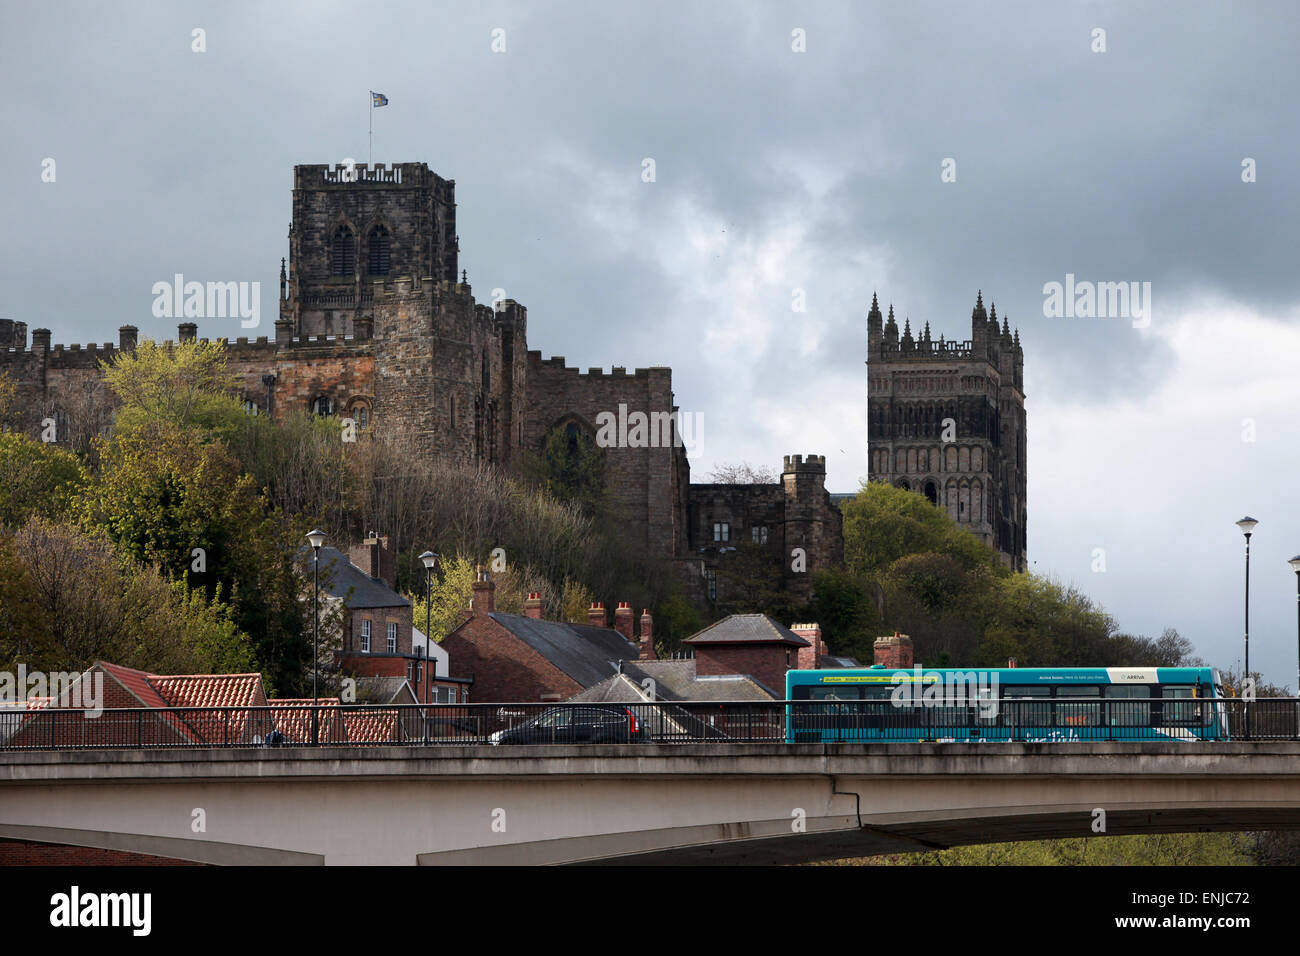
xmin=792 ymin=623 xmax=823 ymax=670
xmin=873 ymin=632 xmax=914 ymax=669
xmin=524 ymin=592 xmax=544 ymax=619
xmin=639 ymin=609 xmax=655 ymax=660
xmin=586 ymin=602 xmax=606 ymax=628
xmin=178 ymin=322 xmax=197 ymax=343
xmin=613 ymin=602 xmax=634 ymax=642
xmin=118 ymin=325 xmax=138 ymax=351
xmin=471 ymin=566 xmax=495 ymax=616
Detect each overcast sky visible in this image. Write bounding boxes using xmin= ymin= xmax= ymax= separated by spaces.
xmin=3 ymin=1 xmax=1299 ymax=685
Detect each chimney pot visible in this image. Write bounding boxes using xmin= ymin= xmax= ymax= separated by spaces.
xmin=524 ymin=592 xmax=544 ymax=620
xmin=639 ymin=609 xmax=655 ymax=660
xmin=873 ymin=632 xmax=914 ymax=670
xmin=471 ymin=571 xmax=495 ymax=616
xmin=613 ymin=602 xmax=634 ymax=642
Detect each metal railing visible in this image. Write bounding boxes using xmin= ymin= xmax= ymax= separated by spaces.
xmin=2 ymin=698 xmax=1299 ymax=751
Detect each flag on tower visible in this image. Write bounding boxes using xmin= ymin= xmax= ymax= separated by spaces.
xmin=371 ymin=91 xmax=389 ymax=107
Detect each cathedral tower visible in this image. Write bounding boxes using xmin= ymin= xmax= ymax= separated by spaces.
xmin=867 ymin=291 xmax=1026 ymax=570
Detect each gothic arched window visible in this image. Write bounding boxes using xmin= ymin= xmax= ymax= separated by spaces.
xmin=331 ymin=225 xmax=355 ymax=275
xmin=312 ymin=395 xmax=334 ymax=416
xmin=367 ymin=224 xmax=391 ymax=275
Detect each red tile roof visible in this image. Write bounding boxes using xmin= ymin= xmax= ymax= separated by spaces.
xmin=150 ymin=674 xmax=265 ymax=709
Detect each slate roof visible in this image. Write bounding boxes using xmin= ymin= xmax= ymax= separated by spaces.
xmin=682 ymin=614 xmax=811 ymax=648
xmin=571 ymin=659 xmax=777 ymax=703
xmin=489 ymin=612 xmax=640 ymax=688
xmin=310 ymin=546 xmax=410 ymax=610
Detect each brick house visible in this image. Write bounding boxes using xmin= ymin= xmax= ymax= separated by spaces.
xmin=681 ymin=614 xmax=813 ymax=696
xmin=441 ymin=571 xmax=652 ymax=702
xmin=314 ymin=539 xmax=470 ymax=704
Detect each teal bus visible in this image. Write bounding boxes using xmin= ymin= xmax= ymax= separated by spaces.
xmin=785 ymin=665 xmax=1229 ymax=742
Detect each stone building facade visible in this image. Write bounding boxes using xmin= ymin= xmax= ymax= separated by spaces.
xmin=867 ymin=292 xmax=1027 ymax=570
xmin=0 ymin=159 xmax=847 ymax=611
xmin=679 ymin=454 xmax=844 ymax=609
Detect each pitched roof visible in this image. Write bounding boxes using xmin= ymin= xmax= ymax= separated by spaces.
xmin=570 ymin=659 xmax=777 ymax=703
xmin=682 ymin=614 xmax=811 ymax=648
xmin=488 ymin=612 xmax=640 ymax=688
xmin=150 ymin=674 xmax=265 ymax=709
xmin=355 ymin=676 xmax=417 ymax=705
xmin=97 ymin=662 xmax=174 ymax=709
xmin=311 ymin=546 xmax=410 ymax=610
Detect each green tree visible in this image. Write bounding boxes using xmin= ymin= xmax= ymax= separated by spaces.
xmin=0 ymin=432 xmax=87 ymax=530
xmin=100 ymin=338 xmax=244 ymax=435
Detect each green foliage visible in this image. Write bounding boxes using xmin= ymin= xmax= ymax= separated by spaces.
xmin=841 ymin=482 xmax=1005 ymax=577
xmin=850 ymin=832 xmax=1254 ymax=867
xmin=829 ymin=481 xmax=1195 ymax=669
xmin=0 ymin=517 xmax=257 ymax=676
xmin=0 ymin=432 xmax=87 ymax=530
xmin=100 ymin=338 xmax=244 ymax=436
xmin=407 ymin=556 xmax=477 ymax=642
xmin=803 ymin=568 xmax=880 ymax=662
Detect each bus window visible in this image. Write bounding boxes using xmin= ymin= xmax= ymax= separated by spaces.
xmin=1105 ymin=684 xmax=1152 ymax=726
xmin=806 ymin=685 xmax=861 ymax=718
xmin=1002 ymin=685 xmax=1050 ymax=726
xmin=1055 ymin=685 xmax=1101 ymax=727
xmin=1160 ymin=685 xmax=1202 ymax=725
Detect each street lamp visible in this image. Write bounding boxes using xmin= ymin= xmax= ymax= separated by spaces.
xmin=306 ymin=529 xmax=326 ymax=744
xmin=1236 ymin=517 xmax=1257 ymax=688
xmin=1290 ymin=555 xmax=1300 ymax=697
xmin=419 ymin=551 xmax=440 ymax=705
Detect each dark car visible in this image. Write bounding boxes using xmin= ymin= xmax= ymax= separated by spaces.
xmin=489 ymin=705 xmax=649 ymax=745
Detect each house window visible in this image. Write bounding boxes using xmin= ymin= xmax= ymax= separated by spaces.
xmin=712 ymin=522 xmax=729 ymax=543
xmin=242 ymin=400 xmax=258 ymax=416
xmin=705 ymin=569 xmax=717 ymax=601
xmin=360 ymin=619 xmax=371 ymax=653
xmin=386 ymin=622 xmax=397 ymax=653
xmin=357 ymin=405 xmax=368 ymax=430
xmin=751 ymin=526 xmax=768 ymax=544
xmin=312 ymin=395 xmax=334 ymax=416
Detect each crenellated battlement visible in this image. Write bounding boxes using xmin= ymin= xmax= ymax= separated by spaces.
xmin=782 ymin=453 xmax=827 ymax=474
xmin=302 ymin=162 xmax=445 ymax=189
xmin=526 ymin=351 xmax=670 ymax=382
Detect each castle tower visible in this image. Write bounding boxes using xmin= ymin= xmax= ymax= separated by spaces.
xmin=866 ymin=291 xmax=1026 ymax=570
xmin=283 ymin=162 xmax=459 ymax=339
xmin=781 ymin=453 xmax=844 ymax=599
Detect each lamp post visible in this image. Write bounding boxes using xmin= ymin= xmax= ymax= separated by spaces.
xmin=1236 ymin=518 xmax=1257 ymax=685
xmin=1290 ymin=556 xmax=1300 ymax=698
xmin=306 ymin=529 xmax=326 ymax=744
xmin=419 ymin=551 xmax=440 ymax=705
xmin=1236 ymin=518 xmax=1257 ymax=738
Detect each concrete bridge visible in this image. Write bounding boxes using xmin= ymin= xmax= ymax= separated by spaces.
xmin=2 ymin=742 xmax=1300 ymax=865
